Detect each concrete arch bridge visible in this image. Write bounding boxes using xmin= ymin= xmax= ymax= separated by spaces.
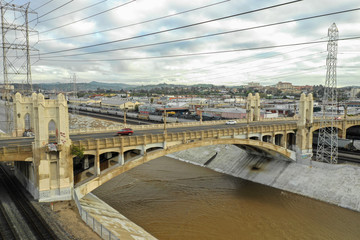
xmin=1 ymin=92 xmax=360 ymax=202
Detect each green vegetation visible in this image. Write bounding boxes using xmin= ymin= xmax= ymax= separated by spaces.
xmin=71 ymin=145 xmax=85 ymax=159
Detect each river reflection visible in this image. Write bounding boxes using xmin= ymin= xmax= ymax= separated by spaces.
xmin=93 ymin=156 xmax=360 ymax=240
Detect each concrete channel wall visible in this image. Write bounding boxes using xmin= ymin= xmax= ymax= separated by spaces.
xmin=168 ymin=144 xmax=360 ymax=212
xmin=73 ymin=190 xmax=157 ymax=240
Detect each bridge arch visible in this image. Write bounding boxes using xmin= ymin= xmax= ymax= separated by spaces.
xmin=75 ymin=138 xmax=296 ymax=198
xmin=346 ymin=125 xmax=360 ymax=139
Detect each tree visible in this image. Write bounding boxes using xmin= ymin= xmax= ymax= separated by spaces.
xmin=71 ymin=145 xmax=85 ymax=159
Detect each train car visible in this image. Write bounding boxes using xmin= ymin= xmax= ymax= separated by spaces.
xmin=127 ymin=112 xmax=138 ymax=118
xmin=338 ymin=138 xmax=352 ymax=149
xmin=149 ymin=115 xmax=163 ymax=122
xmin=92 ymin=107 xmax=101 ymax=113
xmin=100 ymin=109 xmax=108 ymax=114
xmin=107 ymin=110 xmax=118 ymax=116
xmin=138 ymin=114 xmax=150 ymax=120
xmin=353 ymin=140 xmax=360 ymax=150
xmin=116 ymin=111 xmax=124 ymax=117
xmin=166 ymin=117 xmax=178 ymax=123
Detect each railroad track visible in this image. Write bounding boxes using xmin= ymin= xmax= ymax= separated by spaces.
xmin=0 ymin=202 xmax=18 ymax=240
xmin=311 ymin=147 xmax=360 ymax=164
xmin=0 ymin=165 xmax=58 ymax=240
xmin=73 ymin=109 xmax=151 ymax=125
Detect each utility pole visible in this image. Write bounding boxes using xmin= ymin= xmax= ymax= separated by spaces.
xmin=316 ymin=23 xmax=339 ymax=164
xmin=72 ymin=73 xmax=77 ymax=99
xmin=163 ymin=106 xmax=167 ymax=135
xmin=123 ymin=103 xmax=127 ymax=128
xmin=71 ymin=73 xmax=78 ymax=115
xmin=1 ymin=2 xmax=37 ymax=134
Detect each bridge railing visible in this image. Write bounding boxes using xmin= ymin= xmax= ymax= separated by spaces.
xmin=72 ymin=123 xmax=298 ymax=150
xmin=0 ymin=145 xmax=33 ymax=161
xmin=69 ymin=117 xmax=300 ymax=135
xmin=73 ymin=191 xmax=119 ymax=240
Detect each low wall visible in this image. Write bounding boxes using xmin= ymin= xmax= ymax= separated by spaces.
xmin=73 ymin=190 xmax=157 ymax=240
xmin=69 ymin=117 xmax=299 ymax=135
xmin=168 ymin=144 xmax=360 ymax=212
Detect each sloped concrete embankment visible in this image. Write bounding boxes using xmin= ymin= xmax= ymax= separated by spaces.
xmin=168 ymin=145 xmax=360 ymax=212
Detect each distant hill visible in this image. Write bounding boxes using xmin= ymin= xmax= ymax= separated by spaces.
xmin=30 ymin=82 xmax=222 ymax=91
xmin=31 ymin=81 xmax=135 ymax=91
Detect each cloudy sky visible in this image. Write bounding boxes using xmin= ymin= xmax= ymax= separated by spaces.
xmin=3 ymin=0 xmax=360 ymax=87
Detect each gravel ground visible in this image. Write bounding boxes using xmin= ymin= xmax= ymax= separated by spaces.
xmin=0 ymin=108 xmax=116 ymax=239
xmin=31 ymin=200 xmax=101 ymax=240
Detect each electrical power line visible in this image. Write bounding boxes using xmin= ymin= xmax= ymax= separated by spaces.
xmin=39 ymin=0 xmax=303 ymax=55
xmin=38 ymin=0 xmax=136 ymax=34
xmin=33 ymin=0 xmax=55 ymax=11
xmin=94 ymin=39 xmax=325 ymax=82
xmin=39 ymin=0 xmax=108 ymax=23
xmin=39 ymin=7 xmax=360 ymax=59
xmin=40 ymin=0 xmax=231 ymax=42
xmin=29 ymin=0 xmax=74 ymax=23
xmin=40 ymin=36 xmax=360 ymax=62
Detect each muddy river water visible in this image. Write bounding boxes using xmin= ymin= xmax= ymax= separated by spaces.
xmin=93 ymin=156 xmax=360 ymax=240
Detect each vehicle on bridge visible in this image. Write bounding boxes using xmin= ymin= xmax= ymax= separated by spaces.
xmin=226 ymin=120 xmax=237 ymax=125
xmin=116 ymin=128 xmax=134 ymax=136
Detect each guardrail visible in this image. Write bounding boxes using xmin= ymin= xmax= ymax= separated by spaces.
xmin=73 ymin=191 xmax=119 ymax=240
xmin=72 ymin=122 xmax=298 ymax=151
xmin=69 ymin=117 xmax=300 ymax=135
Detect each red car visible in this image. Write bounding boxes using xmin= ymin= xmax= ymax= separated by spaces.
xmin=117 ymin=128 xmax=134 ymax=136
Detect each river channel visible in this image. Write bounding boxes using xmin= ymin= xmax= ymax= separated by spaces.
xmin=94 ymin=156 xmax=360 ymax=240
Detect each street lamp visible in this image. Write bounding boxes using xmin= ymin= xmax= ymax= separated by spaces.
xmin=163 ymin=106 xmax=167 ymax=135
xmin=123 ymin=106 xmax=128 ymax=128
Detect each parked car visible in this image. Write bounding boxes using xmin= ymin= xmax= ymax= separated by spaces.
xmin=116 ymin=128 xmax=134 ymax=136
xmin=225 ymin=120 xmax=237 ymax=125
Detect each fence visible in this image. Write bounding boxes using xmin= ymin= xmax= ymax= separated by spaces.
xmin=73 ymin=191 xmax=119 ymax=240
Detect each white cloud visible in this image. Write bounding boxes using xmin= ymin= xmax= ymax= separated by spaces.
xmin=3 ymin=0 xmax=360 ymax=87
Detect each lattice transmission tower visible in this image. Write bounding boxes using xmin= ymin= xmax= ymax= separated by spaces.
xmin=316 ymin=23 xmax=339 ymax=164
xmin=0 ymin=1 xmax=37 ymax=133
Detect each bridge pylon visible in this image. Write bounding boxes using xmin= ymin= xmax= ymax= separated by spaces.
xmin=246 ymin=93 xmax=260 ymax=122
xmin=13 ymin=93 xmax=73 ymax=202
xmin=296 ymin=93 xmax=314 ymax=163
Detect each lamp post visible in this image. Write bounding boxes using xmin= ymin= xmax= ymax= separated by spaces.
xmin=123 ymin=106 xmax=128 ymax=128
xmin=163 ymin=106 xmax=167 ymax=135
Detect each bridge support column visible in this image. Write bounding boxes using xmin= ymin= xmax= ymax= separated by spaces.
xmin=95 ymin=154 xmax=100 ymax=176
xmin=141 ymin=145 xmax=146 ymax=155
xmin=95 ymin=140 xmax=100 ymax=175
xmin=341 ymin=120 xmax=347 ymax=139
xmin=14 ymin=93 xmax=73 ymax=202
xmin=118 ymin=153 xmax=124 ymax=165
xmin=295 ymin=93 xmax=314 ymax=164
xmin=246 ymin=93 xmax=260 ymax=122
xmin=281 ymin=131 xmax=287 ymax=149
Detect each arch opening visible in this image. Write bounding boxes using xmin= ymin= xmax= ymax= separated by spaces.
xmin=48 ymin=120 xmax=56 ymax=143
xmin=275 ymin=134 xmax=282 ymax=146
xmin=100 ymin=152 xmax=120 ymax=171
xmin=262 ymin=135 xmax=272 ymax=143
xmin=124 ymin=149 xmax=141 ymax=163
xmin=287 ymin=133 xmax=296 ymax=150
xmin=346 ymin=125 xmax=360 ymax=140
xmin=74 ymin=154 xmax=95 ymax=184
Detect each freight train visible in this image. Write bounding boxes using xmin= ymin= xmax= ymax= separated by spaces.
xmin=68 ymin=105 xmax=194 ymax=123
xmin=313 ymin=136 xmax=360 ymax=151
